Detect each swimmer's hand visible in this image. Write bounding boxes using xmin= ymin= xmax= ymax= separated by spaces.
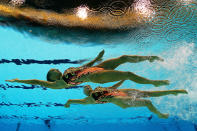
xmin=6 ymin=78 xmax=19 ymax=82
xmin=148 ymin=56 xmax=164 ymax=62
xmin=64 ymin=102 xmax=70 ymax=108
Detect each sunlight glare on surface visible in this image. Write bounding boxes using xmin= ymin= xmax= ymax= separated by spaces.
xmin=134 ymin=0 xmax=155 ymax=20
xmin=76 ymin=6 xmax=88 ymax=20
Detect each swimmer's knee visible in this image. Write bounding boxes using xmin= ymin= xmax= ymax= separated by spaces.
xmin=126 ymin=71 xmax=137 ymax=77
xmin=144 ymin=100 xmax=151 ymax=105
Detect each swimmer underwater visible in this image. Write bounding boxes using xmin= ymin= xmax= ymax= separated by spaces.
xmin=65 ymin=80 xmax=188 ymax=118
xmin=6 ymin=50 xmax=170 ymax=88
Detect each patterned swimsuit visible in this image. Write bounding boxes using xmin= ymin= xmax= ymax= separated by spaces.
xmin=62 ymin=67 xmax=104 ymax=85
xmin=91 ymin=88 xmax=127 ymax=104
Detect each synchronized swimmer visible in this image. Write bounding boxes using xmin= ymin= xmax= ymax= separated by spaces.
xmin=65 ymin=80 xmax=187 ymax=119
xmin=6 ymin=50 xmax=169 ymax=88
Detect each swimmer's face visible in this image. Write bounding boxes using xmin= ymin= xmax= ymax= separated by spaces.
xmin=84 ymin=85 xmax=93 ymax=96
xmin=47 ymin=69 xmax=62 ymax=82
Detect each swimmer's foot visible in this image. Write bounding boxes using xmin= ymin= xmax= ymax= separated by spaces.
xmin=148 ymin=56 xmax=164 ymax=62
xmin=172 ymin=90 xmax=188 ymax=96
xmin=152 ymin=80 xmax=170 ymax=87
xmin=158 ymin=113 xmax=169 ymax=119
xmin=5 ymin=78 xmax=19 ymax=82
xmin=96 ymin=50 xmax=105 ymax=62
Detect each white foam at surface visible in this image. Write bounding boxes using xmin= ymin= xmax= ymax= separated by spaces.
xmin=159 ymin=43 xmax=194 ymax=70
xmin=151 ymin=42 xmax=197 ymax=122
xmin=188 ymin=73 xmax=197 ymax=102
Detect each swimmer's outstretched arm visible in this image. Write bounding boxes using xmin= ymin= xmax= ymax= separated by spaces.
xmin=64 ymin=97 xmax=93 ymax=108
xmin=82 ymin=50 xmax=104 ymax=67
xmin=107 ymin=80 xmax=125 ymax=89
xmin=5 ymin=79 xmax=64 ymax=89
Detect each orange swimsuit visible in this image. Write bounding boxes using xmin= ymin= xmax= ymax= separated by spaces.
xmin=63 ymin=67 xmax=104 ymax=85
xmin=77 ymin=67 xmax=104 ymax=78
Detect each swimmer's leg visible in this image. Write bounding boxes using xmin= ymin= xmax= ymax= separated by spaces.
xmin=87 ymin=70 xmax=169 ymax=87
xmin=119 ymin=89 xmax=142 ymax=97
xmin=82 ymin=50 xmax=104 ymax=67
xmin=107 ymin=80 xmax=125 ymax=89
xmin=111 ymin=97 xmax=169 ymax=118
xmin=142 ymin=99 xmax=169 ymax=119
xmin=119 ymin=89 xmax=188 ymax=97
xmin=141 ymin=89 xmax=188 ymax=97
xmin=96 ymin=55 xmax=163 ymax=70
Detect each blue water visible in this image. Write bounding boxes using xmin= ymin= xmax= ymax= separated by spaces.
xmin=0 ymin=1 xmax=197 ymax=131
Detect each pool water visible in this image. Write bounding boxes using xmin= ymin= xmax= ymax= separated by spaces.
xmin=0 ymin=0 xmax=196 ymax=130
